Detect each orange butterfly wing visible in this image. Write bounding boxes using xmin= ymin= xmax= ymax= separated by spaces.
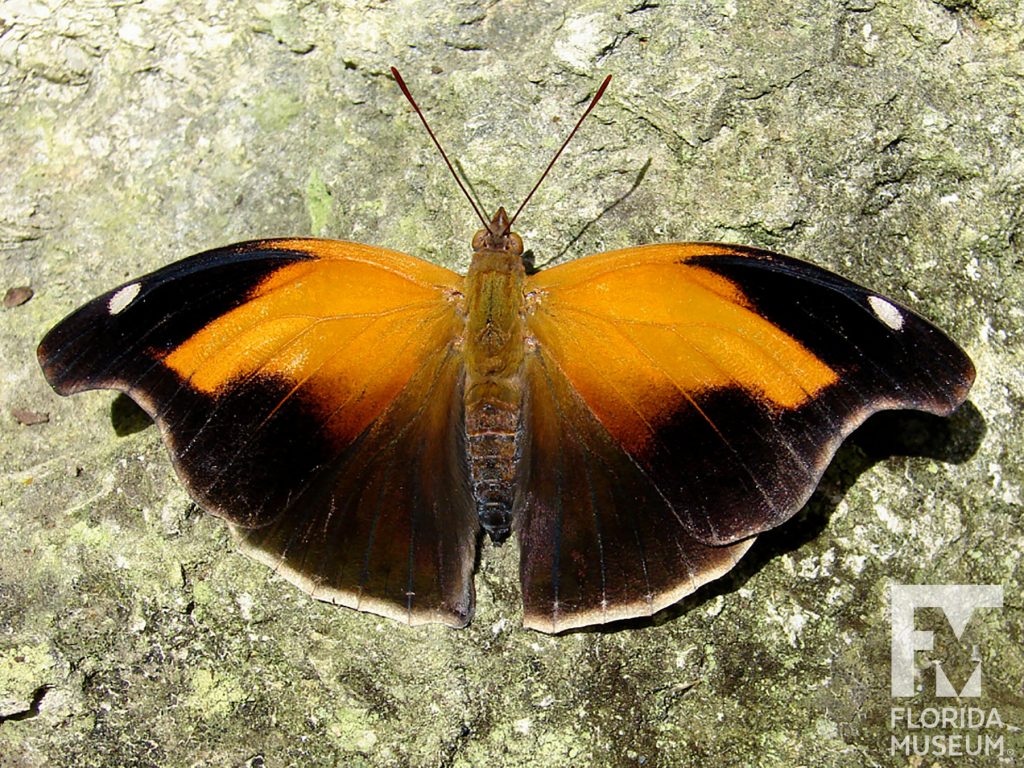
xmin=518 ymin=243 xmax=974 ymax=631
xmin=38 ymin=239 xmax=479 ymax=627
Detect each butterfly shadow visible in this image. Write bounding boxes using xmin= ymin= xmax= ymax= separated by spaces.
xmin=568 ymin=400 xmax=987 ymax=636
xmin=111 ymin=393 xmax=154 ymax=436
xmin=526 ymin=158 xmax=653 ymax=275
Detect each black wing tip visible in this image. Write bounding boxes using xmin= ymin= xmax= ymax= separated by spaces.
xmin=37 ymin=334 xmax=92 ymax=397
xmin=34 ymin=240 xmax=319 ymax=398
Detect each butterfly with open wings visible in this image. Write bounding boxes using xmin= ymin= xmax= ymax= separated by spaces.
xmin=38 ymin=71 xmax=974 ymax=633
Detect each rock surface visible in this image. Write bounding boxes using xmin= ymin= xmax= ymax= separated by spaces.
xmin=1 ymin=1 xmax=1021 ymax=766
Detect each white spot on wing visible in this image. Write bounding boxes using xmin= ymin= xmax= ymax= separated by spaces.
xmin=108 ymin=283 xmax=141 ymax=315
xmin=868 ymin=295 xmax=903 ymax=331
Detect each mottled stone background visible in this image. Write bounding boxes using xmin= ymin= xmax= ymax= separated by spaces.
xmin=1 ymin=1 xmax=1022 ymax=766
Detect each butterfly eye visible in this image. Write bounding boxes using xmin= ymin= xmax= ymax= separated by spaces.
xmin=471 ymin=228 xmax=488 ymax=250
xmin=506 ymin=232 xmax=524 ymax=256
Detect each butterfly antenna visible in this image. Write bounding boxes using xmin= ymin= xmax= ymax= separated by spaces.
xmin=506 ymin=75 xmax=612 ymax=232
xmin=392 ymin=67 xmax=490 ymax=230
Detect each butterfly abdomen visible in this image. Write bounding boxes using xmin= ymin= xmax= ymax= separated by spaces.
xmin=463 ymin=248 xmax=527 ymax=543
xmin=465 ymin=401 xmax=520 ymax=543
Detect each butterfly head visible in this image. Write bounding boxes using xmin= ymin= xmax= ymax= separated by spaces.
xmin=472 ymin=207 xmax=524 ymax=257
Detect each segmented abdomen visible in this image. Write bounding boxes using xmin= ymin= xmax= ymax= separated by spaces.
xmin=465 ymin=397 xmax=520 ymax=543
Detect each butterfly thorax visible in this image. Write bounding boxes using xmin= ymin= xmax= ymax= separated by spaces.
xmin=464 ymin=208 xmax=527 ymax=543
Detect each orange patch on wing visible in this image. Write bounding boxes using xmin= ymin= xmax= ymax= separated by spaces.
xmin=163 ymin=241 xmax=464 ymax=445
xmin=526 ymin=244 xmax=838 ymax=455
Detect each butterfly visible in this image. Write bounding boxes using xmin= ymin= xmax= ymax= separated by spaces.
xmin=37 ymin=71 xmax=975 ymax=633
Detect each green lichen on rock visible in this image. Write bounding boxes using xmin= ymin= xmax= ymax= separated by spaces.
xmin=0 ymin=645 xmax=53 ymax=718
xmin=254 ymin=89 xmax=305 ymax=133
xmin=1 ymin=0 xmax=1022 ymax=766
xmin=186 ymin=668 xmax=246 ymax=719
xmin=305 ymin=167 xmax=334 ymax=236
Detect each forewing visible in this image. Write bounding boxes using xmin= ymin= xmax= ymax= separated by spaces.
xmin=39 ymin=238 xmax=478 ymax=626
xmin=525 ymin=243 xmax=974 ymax=548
